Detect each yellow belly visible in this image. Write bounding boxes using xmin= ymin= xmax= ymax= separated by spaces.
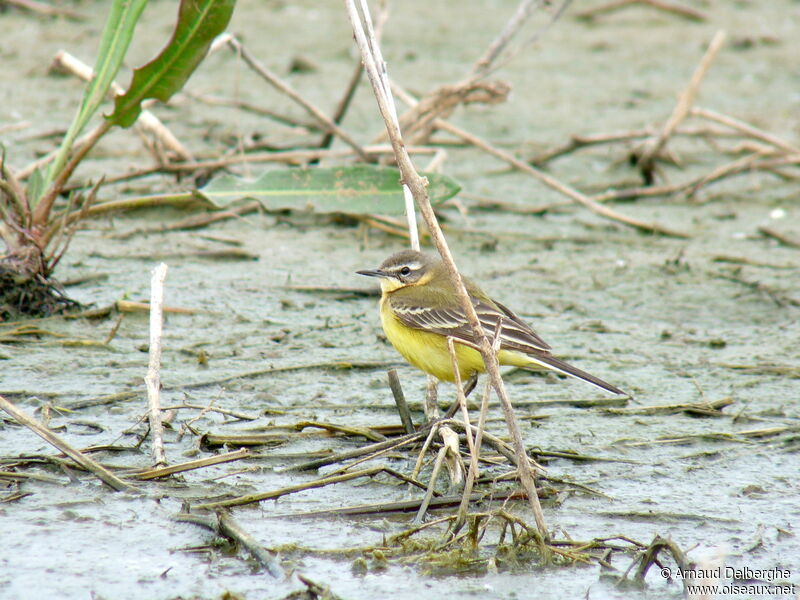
xmin=379 ymin=297 xmax=531 ymax=382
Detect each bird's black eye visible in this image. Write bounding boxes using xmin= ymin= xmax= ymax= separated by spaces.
xmin=400 ymin=266 xmax=411 ymax=277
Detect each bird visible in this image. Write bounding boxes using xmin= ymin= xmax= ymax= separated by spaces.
xmin=357 ymin=249 xmax=625 ymax=395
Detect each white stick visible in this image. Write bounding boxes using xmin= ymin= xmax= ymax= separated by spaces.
xmin=145 ymin=263 xmax=169 ymax=467
xmin=351 ymin=0 xmax=420 ymax=250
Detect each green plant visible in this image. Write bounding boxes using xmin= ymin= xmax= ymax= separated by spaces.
xmin=0 ymin=0 xmax=235 ymax=317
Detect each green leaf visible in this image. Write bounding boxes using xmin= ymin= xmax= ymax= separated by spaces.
xmin=109 ymin=0 xmax=235 ymax=128
xmin=26 ymin=167 xmax=46 ymax=206
xmin=196 ymin=166 xmax=461 ymax=215
xmin=43 ymin=0 xmax=148 ymax=195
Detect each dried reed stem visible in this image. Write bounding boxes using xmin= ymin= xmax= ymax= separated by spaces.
xmin=636 ymin=30 xmax=726 ymax=180
xmin=387 ymin=368 xmax=415 ymax=434
xmin=5 ymin=0 xmax=85 ymax=20
xmin=145 ymin=263 xmax=169 ymax=467
xmin=452 ymin=327 xmax=503 ymax=534
xmin=576 ymin=0 xmax=707 ymax=22
xmin=446 ymin=337 xmax=477 ymax=465
xmin=223 ymin=35 xmax=370 ymax=164
xmin=392 ymin=85 xmax=689 ymax=238
xmin=318 ymin=3 xmax=389 ymax=149
xmin=413 ymin=440 xmax=450 ymax=524
xmin=135 ymin=448 xmax=250 ymax=480
xmin=0 ymin=395 xmax=132 ymax=491
xmin=175 ymin=511 xmax=283 ymax=577
xmin=471 ymin=0 xmax=542 ymax=78
xmin=195 ymin=465 xmax=389 ymax=509
xmin=758 ymin=226 xmax=800 ymax=249
xmin=690 ymin=106 xmax=800 ymax=155
xmin=350 ymin=0 xmax=420 ymax=249
xmin=345 ymin=0 xmax=549 ymax=539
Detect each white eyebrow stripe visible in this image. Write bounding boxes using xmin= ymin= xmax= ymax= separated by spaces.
xmin=386 ymin=261 xmax=422 ymax=272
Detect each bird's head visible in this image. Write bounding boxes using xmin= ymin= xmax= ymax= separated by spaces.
xmin=357 ymin=250 xmax=437 ymax=292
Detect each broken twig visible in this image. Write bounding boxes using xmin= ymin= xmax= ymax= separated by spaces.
xmin=145 ymin=263 xmax=168 ymax=467
xmin=0 ymin=395 xmax=132 ymax=491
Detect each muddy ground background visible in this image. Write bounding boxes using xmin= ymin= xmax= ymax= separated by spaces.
xmin=1 ymin=1 xmax=799 ymax=599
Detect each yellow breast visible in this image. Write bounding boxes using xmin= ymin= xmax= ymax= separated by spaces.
xmin=379 ymin=295 xmax=488 ymax=382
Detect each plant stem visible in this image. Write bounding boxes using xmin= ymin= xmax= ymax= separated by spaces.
xmin=33 ymin=119 xmax=112 ymax=227
xmin=345 ymin=0 xmax=549 ymax=539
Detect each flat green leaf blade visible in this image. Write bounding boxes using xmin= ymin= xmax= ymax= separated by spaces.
xmin=197 ymin=166 xmax=461 ymax=214
xmin=44 ymin=0 xmax=148 ymax=191
xmin=109 ymin=0 xmax=235 ymax=128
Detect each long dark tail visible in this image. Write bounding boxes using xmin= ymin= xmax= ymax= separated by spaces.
xmin=524 ymin=353 xmax=626 ymax=396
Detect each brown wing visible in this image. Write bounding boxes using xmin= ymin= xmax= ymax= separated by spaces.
xmin=388 ymin=294 xmax=551 ymax=354
xmin=493 ymin=299 xmax=551 ymax=351
xmin=389 ymin=292 xmax=626 ymax=395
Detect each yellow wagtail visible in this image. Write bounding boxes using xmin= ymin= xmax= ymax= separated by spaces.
xmin=357 ymin=249 xmax=624 ymax=395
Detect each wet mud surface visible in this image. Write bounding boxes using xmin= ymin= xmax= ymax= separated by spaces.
xmin=1 ymin=1 xmax=799 ymax=599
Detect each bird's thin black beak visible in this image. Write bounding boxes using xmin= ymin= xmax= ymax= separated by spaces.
xmin=356 ymin=269 xmax=385 ymax=278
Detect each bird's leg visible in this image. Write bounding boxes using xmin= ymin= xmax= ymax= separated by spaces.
xmin=443 ymin=374 xmax=478 ymax=419
xmin=463 ymin=374 xmax=478 ymax=398
xmin=424 ymin=375 xmax=440 ymax=421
